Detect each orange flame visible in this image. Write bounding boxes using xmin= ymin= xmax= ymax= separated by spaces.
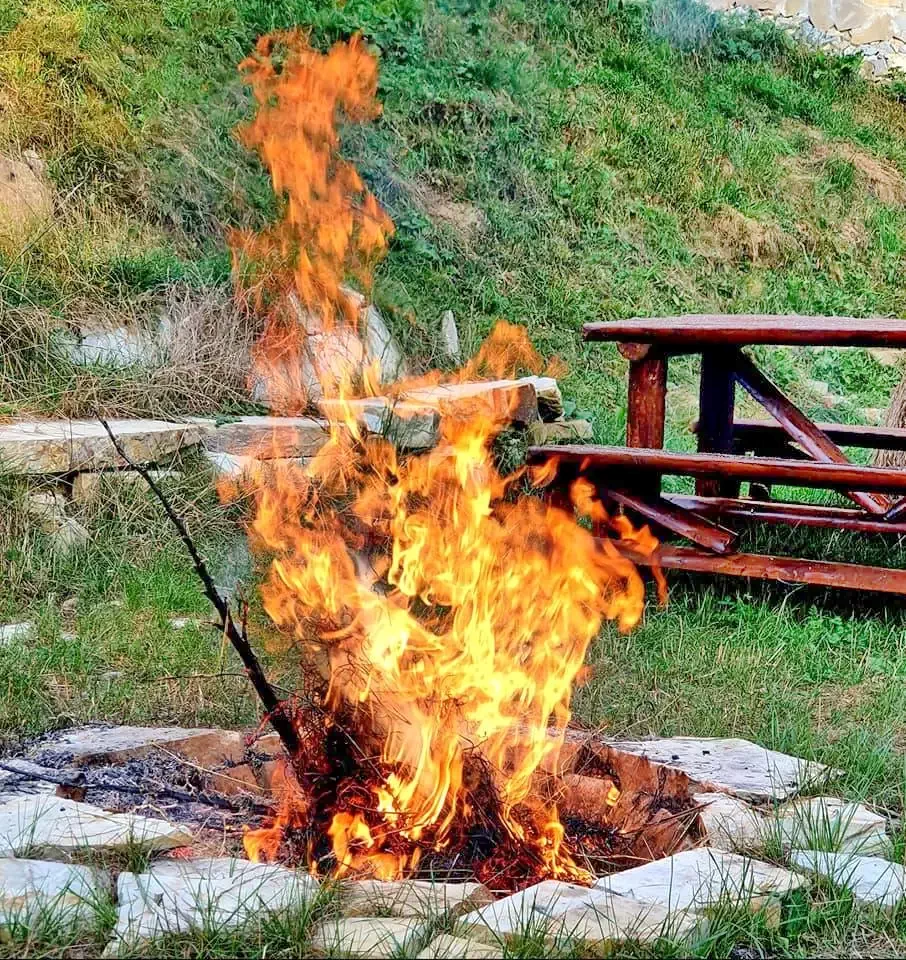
xmin=231 ymin=32 xmax=656 ymax=884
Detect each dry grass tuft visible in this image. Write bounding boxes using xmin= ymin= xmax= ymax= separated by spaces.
xmin=1 ymin=283 xmax=262 ymax=419
xmin=695 ymin=205 xmax=794 ymax=266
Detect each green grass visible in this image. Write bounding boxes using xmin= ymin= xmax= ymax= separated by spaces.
xmin=4 ymin=1 xmax=906 ymax=957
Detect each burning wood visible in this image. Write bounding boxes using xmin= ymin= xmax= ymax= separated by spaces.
xmin=99 ymin=31 xmax=671 ymax=892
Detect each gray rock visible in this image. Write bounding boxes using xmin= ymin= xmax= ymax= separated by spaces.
xmin=0 ymin=623 xmax=34 ymax=645
xmin=605 ymin=737 xmax=835 ymax=802
xmin=107 ymin=857 xmax=318 ymax=952
xmin=340 ymin=879 xmax=492 ymax=918
xmin=440 ymin=310 xmax=461 ymax=362
xmin=456 ymin=879 xmax=704 ymax=947
xmin=0 ymin=796 xmax=191 ymax=857
xmin=595 ymin=848 xmax=805 ymax=913
xmin=698 ymin=792 xmax=892 ymax=858
xmin=404 ymin=379 xmax=539 ymax=425
xmin=308 ymin=916 xmax=424 ymax=958
xmin=789 ymin=850 xmax=905 ymax=909
xmin=520 ymin=376 xmax=564 ymax=421
xmin=0 ymin=420 xmax=212 ymax=475
xmin=28 ymin=724 xmax=245 ymax=768
xmin=417 ymin=933 xmax=502 ymax=959
xmin=65 ymin=326 xmax=160 ymax=368
xmin=203 ymin=417 xmax=329 ymax=459
xmin=0 ymin=858 xmax=108 ymax=934
xmin=527 ymin=420 xmax=593 ymax=444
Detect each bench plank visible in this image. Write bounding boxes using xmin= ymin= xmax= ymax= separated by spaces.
xmin=528 ymin=444 xmax=906 ymax=494
xmin=665 ymin=494 xmax=906 ymax=535
xmin=583 ymin=315 xmax=906 ymax=348
xmin=725 ymin=419 xmax=906 ymax=452
xmin=621 ymin=543 xmax=906 ymax=596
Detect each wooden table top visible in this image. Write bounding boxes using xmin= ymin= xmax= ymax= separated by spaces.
xmin=583 ymin=315 xmax=906 ymax=348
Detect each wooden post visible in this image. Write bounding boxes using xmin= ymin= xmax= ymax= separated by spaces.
xmin=626 ymin=349 xmax=667 ymax=496
xmin=697 ymin=349 xmax=737 ymax=497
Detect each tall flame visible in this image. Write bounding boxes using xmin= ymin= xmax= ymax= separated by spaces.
xmin=232 ymin=32 xmax=656 ymax=884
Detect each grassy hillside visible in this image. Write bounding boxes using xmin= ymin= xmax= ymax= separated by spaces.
xmin=3 ymin=0 xmax=906 ymax=431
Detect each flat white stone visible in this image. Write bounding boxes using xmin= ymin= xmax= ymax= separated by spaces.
xmin=107 ymin=857 xmax=319 ymax=952
xmin=0 ymin=623 xmax=34 ymax=645
xmin=606 ymin=737 xmax=834 ymax=801
xmin=417 ymin=932 xmax=502 ymax=958
xmin=308 ymin=916 xmax=425 ymax=958
xmin=317 ymin=397 xmax=440 ymax=450
xmin=341 ymin=879 xmax=492 ymax=917
xmin=0 ymin=420 xmax=212 ymax=474
xmin=0 ymin=857 xmax=108 ymax=933
xmin=527 ymin=419 xmax=593 ymax=444
xmin=696 ymin=792 xmax=766 ymax=851
xmin=698 ymin=793 xmax=891 ymax=857
xmin=457 ymin=880 xmax=703 ymax=948
xmin=203 ymin=417 xmax=329 ymax=458
xmin=440 ymin=310 xmax=461 ymax=362
xmin=788 ymin=850 xmax=906 ymax=910
xmin=27 ymin=724 xmax=241 ymax=767
xmin=0 ymin=796 xmax=192 ymax=857
xmin=775 ymin=797 xmax=891 ymax=856
xmin=594 ymin=848 xmax=805 ymax=913
xmin=404 ymin=379 xmax=539 ymax=424
xmin=520 ymin=376 xmax=563 ymax=420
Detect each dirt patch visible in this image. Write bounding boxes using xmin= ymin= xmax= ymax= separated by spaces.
xmin=0 ymin=151 xmax=53 ymax=248
xmin=694 ymin=205 xmax=793 ymax=266
xmin=812 ymin=676 xmax=885 ymax=743
xmin=409 ymin=180 xmax=488 ymax=246
xmin=815 ymin=143 xmax=906 ymax=206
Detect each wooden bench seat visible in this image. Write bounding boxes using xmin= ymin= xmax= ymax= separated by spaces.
xmin=527 ymin=444 xmax=906 ymax=495
xmin=721 ymin=418 xmax=906 ymax=453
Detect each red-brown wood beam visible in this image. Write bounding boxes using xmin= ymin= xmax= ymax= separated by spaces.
xmin=602 ymin=487 xmax=737 ymax=554
xmin=619 ymin=543 xmax=906 ymax=595
xmin=731 ymin=350 xmax=890 ymax=515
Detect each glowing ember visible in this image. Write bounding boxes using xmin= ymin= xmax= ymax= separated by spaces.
xmin=230 ymin=31 xmax=659 ymax=887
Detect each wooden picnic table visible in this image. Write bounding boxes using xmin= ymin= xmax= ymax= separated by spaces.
xmin=529 ymin=314 xmax=906 ymax=595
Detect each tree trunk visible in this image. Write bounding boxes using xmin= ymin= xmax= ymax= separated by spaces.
xmin=875 ymin=372 xmax=906 ymax=468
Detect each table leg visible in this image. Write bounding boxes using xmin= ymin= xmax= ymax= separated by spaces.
xmin=697 ymin=348 xmax=738 ymax=497
xmin=627 ymin=350 xmax=667 ymax=495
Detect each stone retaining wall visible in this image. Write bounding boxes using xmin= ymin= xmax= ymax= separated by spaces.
xmin=706 ymin=0 xmax=906 ymax=75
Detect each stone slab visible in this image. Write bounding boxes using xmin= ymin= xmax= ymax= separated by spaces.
xmin=520 ymin=376 xmax=564 ymax=420
xmin=789 ymin=850 xmax=906 ymax=910
xmin=0 ymin=420 xmax=212 ymax=474
xmin=456 ymin=880 xmax=703 ymax=948
xmin=594 ymin=848 xmax=805 ymax=913
xmin=698 ymin=793 xmax=891 ymax=857
xmin=203 ymin=417 xmax=329 ymax=459
xmin=0 ymin=623 xmax=34 ymax=645
xmin=527 ymin=419 xmax=593 ymax=444
xmin=308 ymin=916 xmax=425 ymax=958
xmin=317 ymin=397 xmax=440 ymax=450
xmin=404 ymin=379 xmax=539 ymax=424
xmin=776 ymin=797 xmax=890 ymax=856
xmin=0 ymin=796 xmax=191 ymax=857
xmin=0 ymin=857 xmax=108 ymax=933
xmin=606 ymin=737 xmax=834 ymax=802
xmin=107 ymin=857 xmax=318 ymax=952
xmin=341 ymin=879 xmax=492 ymax=918
xmin=28 ymin=725 xmax=246 ymax=768
xmin=417 ymin=933 xmax=502 ymax=958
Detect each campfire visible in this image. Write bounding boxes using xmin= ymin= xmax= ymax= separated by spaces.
xmin=195 ymin=31 xmax=677 ymax=890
